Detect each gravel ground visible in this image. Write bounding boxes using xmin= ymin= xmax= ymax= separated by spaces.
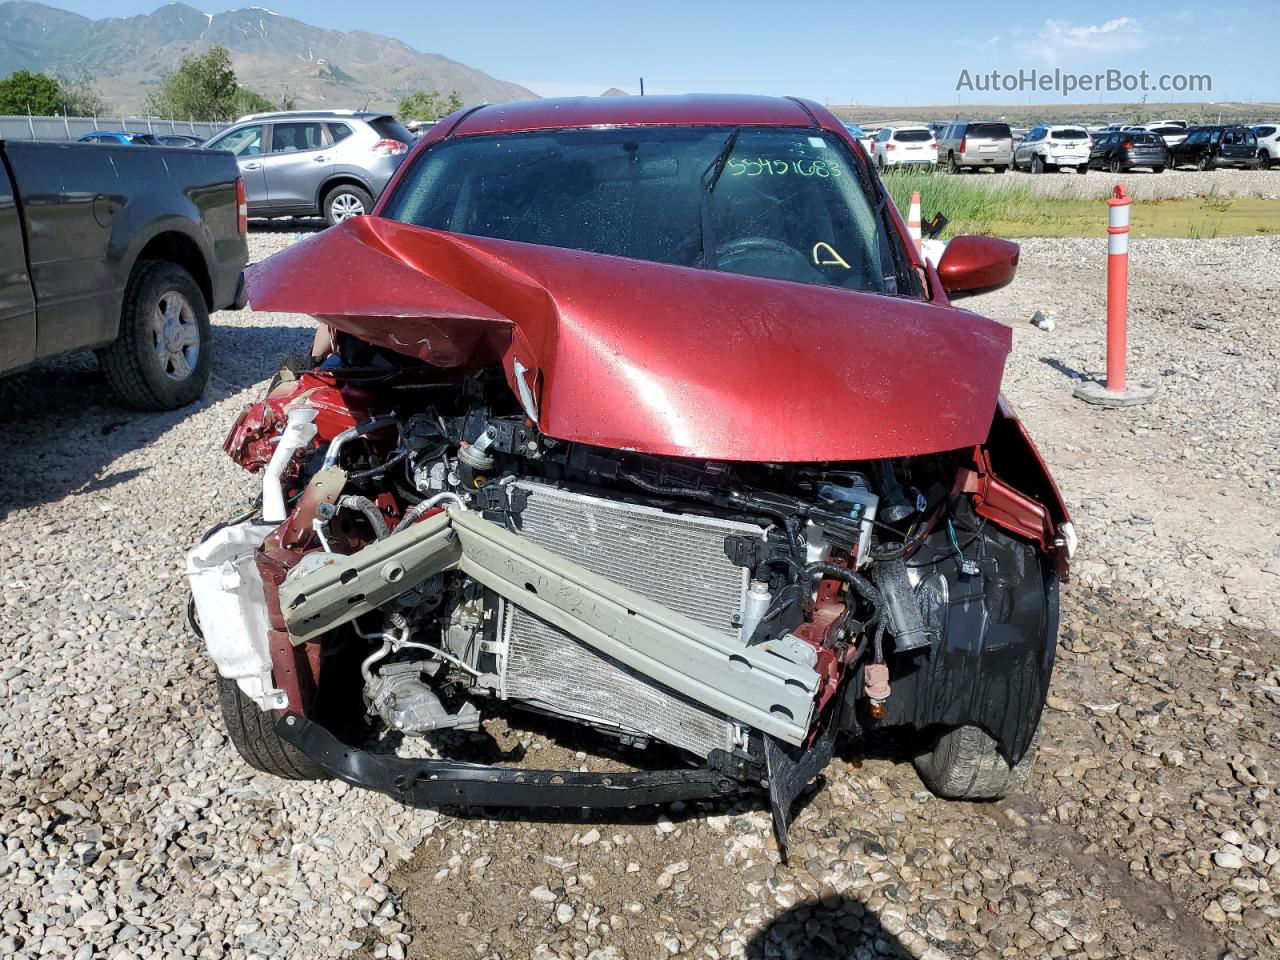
xmin=916 ymin=165 xmax=1280 ymax=200
xmin=1 ymin=229 xmax=1277 ymax=960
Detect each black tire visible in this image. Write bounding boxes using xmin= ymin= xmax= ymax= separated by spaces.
xmin=1076 ymin=164 xmax=1088 ymax=175
xmin=1255 ymin=151 xmax=1268 ymax=171
xmin=217 ymin=676 xmax=329 ymax=780
xmin=994 ymin=164 xmax=1009 ymax=173
xmin=947 ymin=153 xmax=960 ymax=174
xmin=323 ymin=183 xmax=374 ymax=227
xmin=1153 ymin=166 xmax=1165 ymax=174
xmin=1108 ymin=156 xmax=1122 ymax=174
xmin=1031 ymin=155 xmax=1044 ymax=174
xmin=97 ymin=260 xmax=210 ymax=410
xmin=915 ymin=724 xmax=1040 ymax=800
xmin=1198 ymin=154 xmax=1213 ymax=171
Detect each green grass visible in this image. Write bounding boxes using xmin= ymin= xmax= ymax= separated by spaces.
xmin=882 ymin=167 xmax=1280 ymax=238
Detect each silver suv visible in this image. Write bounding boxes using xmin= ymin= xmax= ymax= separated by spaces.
xmin=937 ymin=121 xmax=1014 ymax=173
xmin=203 ymin=111 xmax=414 ymax=226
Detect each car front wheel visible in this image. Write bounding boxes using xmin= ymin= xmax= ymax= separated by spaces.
xmin=1198 ymin=155 xmax=1214 ymax=171
xmin=323 ymin=184 xmax=374 ymax=226
xmin=98 ymin=260 xmax=211 ymax=410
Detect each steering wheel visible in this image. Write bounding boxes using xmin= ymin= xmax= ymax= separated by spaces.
xmin=713 ymin=236 xmax=825 ymax=285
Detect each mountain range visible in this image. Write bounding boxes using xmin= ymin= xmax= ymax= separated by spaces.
xmin=0 ymin=1 xmax=536 ymax=114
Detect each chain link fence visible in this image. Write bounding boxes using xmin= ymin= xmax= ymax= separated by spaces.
xmin=0 ymin=114 xmax=230 ymax=142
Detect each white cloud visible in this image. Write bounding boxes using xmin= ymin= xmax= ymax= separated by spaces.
xmin=1026 ymin=17 xmax=1149 ymax=61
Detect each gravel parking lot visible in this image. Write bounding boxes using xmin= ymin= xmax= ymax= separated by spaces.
xmin=1 ymin=229 xmax=1277 ymax=960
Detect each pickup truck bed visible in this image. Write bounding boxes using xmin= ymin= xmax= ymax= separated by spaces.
xmin=0 ymin=140 xmax=248 ymax=409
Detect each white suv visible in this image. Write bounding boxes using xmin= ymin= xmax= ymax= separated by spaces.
xmin=871 ymin=125 xmax=937 ymax=170
xmin=1014 ymin=125 xmax=1091 ymax=175
xmin=1254 ymin=124 xmax=1279 ymax=168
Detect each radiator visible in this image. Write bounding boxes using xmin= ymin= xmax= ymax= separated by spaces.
xmin=498 ymin=480 xmax=763 ymax=757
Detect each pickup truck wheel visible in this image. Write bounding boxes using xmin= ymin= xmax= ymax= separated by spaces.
xmin=98 ymin=260 xmax=210 ymax=410
xmin=323 ymin=184 xmax=373 ymax=226
xmin=914 ymin=724 xmax=1040 ymax=800
xmin=217 ymin=676 xmax=329 ymax=780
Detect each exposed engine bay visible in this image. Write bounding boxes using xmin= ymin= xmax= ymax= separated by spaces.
xmin=191 ymin=327 xmax=1071 ymax=852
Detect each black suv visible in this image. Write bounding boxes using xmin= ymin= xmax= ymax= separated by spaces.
xmin=1168 ymin=125 xmax=1265 ymax=170
xmin=1088 ymin=131 xmax=1167 ymax=173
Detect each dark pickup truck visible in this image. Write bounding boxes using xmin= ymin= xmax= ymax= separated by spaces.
xmin=0 ymin=140 xmax=248 ymax=409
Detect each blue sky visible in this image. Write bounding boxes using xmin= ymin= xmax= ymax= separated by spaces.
xmin=43 ymin=1 xmax=1278 ymax=104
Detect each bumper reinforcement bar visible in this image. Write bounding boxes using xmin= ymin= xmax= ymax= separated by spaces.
xmin=276 ymin=714 xmax=750 ymax=808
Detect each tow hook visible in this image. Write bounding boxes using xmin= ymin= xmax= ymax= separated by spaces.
xmin=864 ymin=662 xmax=891 ymax=719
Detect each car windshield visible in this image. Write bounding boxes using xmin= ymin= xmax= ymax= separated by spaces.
xmin=1130 ymin=133 xmax=1163 ymax=145
xmin=384 ymin=126 xmax=915 ymax=295
xmin=1052 ymin=129 xmax=1088 ymax=139
xmin=967 ymin=123 xmax=1011 ymax=139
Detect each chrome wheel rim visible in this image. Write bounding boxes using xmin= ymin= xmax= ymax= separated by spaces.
xmin=150 ymin=290 xmax=199 ymax=381
xmin=331 ymin=193 xmax=366 ymax=222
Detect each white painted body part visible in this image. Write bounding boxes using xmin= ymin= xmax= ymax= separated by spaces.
xmin=186 ymin=521 xmax=288 ymax=709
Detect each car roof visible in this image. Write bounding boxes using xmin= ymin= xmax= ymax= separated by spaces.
xmin=447 ymin=95 xmax=819 ymax=137
xmin=231 ymin=109 xmax=388 ymax=123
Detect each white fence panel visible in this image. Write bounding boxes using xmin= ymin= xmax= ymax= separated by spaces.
xmin=0 ymin=115 xmax=229 ymax=142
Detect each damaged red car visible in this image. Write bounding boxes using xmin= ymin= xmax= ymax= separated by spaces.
xmin=187 ymin=95 xmax=1073 ymax=850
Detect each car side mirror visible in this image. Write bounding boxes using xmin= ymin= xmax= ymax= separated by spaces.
xmin=936 ymin=235 xmax=1020 ymax=299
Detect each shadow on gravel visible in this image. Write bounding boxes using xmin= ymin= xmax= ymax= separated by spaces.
xmin=746 ymin=896 xmax=909 ymax=959
xmin=0 ymin=322 xmax=307 ymax=518
xmin=1039 ymin=356 xmax=1092 ymax=383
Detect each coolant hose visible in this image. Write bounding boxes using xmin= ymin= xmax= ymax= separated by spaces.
xmin=870 ymin=556 xmax=931 ymax=652
xmin=392 ymin=492 xmax=467 ymax=534
xmin=807 ymin=561 xmax=883 ymax=611
xmin=337 ymin=495 xmax=390 ymax=540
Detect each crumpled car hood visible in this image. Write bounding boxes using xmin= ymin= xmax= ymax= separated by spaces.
xmin=247 ymin=216 xmax=1012 ymax=462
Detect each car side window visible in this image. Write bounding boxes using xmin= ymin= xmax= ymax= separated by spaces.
xmin=328 ymin=122 xmax=353 ymax=143
xmin=1244 ymin=130 xmax=1256 ymax=146
xmin=211 ymin=125 xmax=264 ymax=157
xmin=268 ymin=122 xmax=326 ymax=154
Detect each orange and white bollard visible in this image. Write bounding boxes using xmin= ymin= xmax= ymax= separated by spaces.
xmin=1073 ymin=184 xmax=1157 ymax=406
xmin=906 ymin=191 xmax=923 ymax=255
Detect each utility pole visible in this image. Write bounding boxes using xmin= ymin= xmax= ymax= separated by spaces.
xmin=639 ymin=77 xmax=645 ymax=96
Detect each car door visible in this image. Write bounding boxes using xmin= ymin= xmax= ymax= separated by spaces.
xmin=261 ymin=121 xmax=331 ymax=213
xmin=1089 ymin=134 xmax=1108 ymax=167
xmin=1021 ymin=128 xmax=1044 ymax=166
xmin=0 ymin=153 xmax=36 ymax=375
xmin=206 ymin=124 xmax=268 ymax=209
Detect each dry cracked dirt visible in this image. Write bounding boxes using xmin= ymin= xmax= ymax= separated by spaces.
xmin=0 ymin=229 xmax=1277 ymax=960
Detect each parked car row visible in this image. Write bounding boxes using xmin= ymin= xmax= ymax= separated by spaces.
xmin=845 ymin=117 xmax=1278 ymax=174
xmin=74 ymin=109 xmax=417 ymax=226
